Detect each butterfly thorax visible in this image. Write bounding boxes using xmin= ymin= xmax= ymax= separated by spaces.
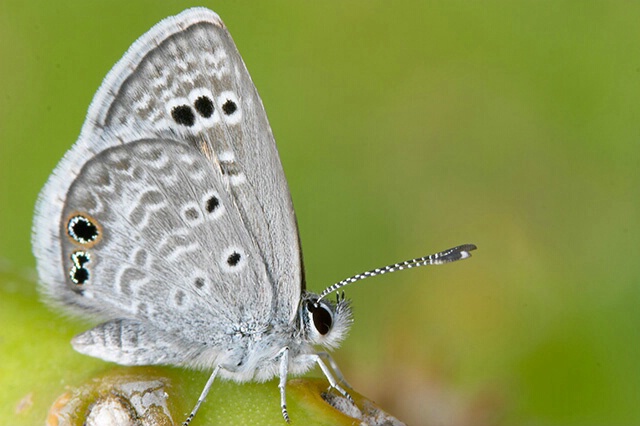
xmin=209 ymin=324 xmax=312 ymax=382
xmin=189 ymin=292 xmax=352 ymax=382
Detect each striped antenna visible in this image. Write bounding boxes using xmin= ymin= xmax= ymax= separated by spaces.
xmin=318 ymin=244 xmax=477 ymax=301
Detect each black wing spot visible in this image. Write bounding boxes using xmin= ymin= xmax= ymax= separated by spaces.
xmin=194 ymin=96 xmax=215 ymax=118
xmin=194 ymin=277 xmax=205 ymax=288
xmin=222 ymin=99 xmax=237 ymax=115
xmin=69 ymin=250 xmax=91 ymax=286
xmin=227 ymin=252 xmax=241 ymax=267
xmin=68 ymin=215 xmax=99 ymax=244
xmin=73 ymin=253 xmax=89 ymax=266
xmin=72 ymin=267 xmax=89 ymax=285
xmin=206 ymin=196 xmax=220 ymax=213
xmin=171 ymin=105 xmax=196 ymax=126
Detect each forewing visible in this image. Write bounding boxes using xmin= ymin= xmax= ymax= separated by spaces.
xmin=33 ymin=7 xmax=303 ymax=337
xmin=97 ymin=9 xmax=304 ymax=321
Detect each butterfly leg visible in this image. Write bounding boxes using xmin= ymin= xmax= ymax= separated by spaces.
xmin=183 ymin=364 xmax=221 ymax=426
xmin=278 ymin=347 xmax=291 ymax=422
xmin=315 ymin=351 xmax=353 ymax=389
xmin=300 ymin=354 xmax=354 ymax=404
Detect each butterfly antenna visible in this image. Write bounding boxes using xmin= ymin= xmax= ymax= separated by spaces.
xmin=318 ymin=244 xmax=477 ymax=301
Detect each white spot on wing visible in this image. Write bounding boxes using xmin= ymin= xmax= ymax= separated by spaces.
xmin=166 ymin=241 xmax=199 ymax=262
xmin=229 ymin=174 xmax=246 ymax=185
xmin=218 ymin=151 xmax=235 ymax=162
xmin=203 ymin=50 xmax=229 ymax=79
xmin=132 ymin=92 xmax=152 ymax=114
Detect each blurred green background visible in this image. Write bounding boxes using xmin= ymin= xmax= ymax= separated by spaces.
xmin=1 ymin=1 xmax=639 ymax=425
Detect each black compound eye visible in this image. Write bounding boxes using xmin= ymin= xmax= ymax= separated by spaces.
xmin=309 ymin=302 xmax=333 ymax=336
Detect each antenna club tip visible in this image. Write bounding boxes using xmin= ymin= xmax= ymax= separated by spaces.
xmin=456 ymin=243 xmax=477 ymax=259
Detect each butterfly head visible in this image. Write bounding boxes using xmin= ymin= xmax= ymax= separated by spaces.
xmin=300 ymin=292 xmax=352 ymax=350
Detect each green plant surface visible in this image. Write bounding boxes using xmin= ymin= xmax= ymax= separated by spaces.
xmin=0 ymin=273 xmax=402 ymax=425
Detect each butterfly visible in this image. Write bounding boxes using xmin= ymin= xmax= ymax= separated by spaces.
xmin=32 ymin=8 xmax=476 ymax=424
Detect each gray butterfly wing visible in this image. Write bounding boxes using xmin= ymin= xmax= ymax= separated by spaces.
xmin=33 ymin=8 xmax=302 ymax=364
xmin=61 ymin=138 xmax=275 ymax=366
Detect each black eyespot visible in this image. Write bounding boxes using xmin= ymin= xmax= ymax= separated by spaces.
xmin=72 ymin=267 xmax=89 ymax=284
xmin=68 ymin=215 xmax=99 ymax=244
xmin=194 ymin=96 xmax=215 ymax=118
xmin=171 ymin=105 xmax=195 ymax=126
xmin=206 ymin=196 xmax=220 ymax=213
xmin=194 ymin=277 xmax=205 ymax=288
xmin=74 ymin=253 xmax=89 ymax=266
xmin=227 ymin=252 xmax=241 ymax=266
xmin=70 ymin=250 xmax=91 ymax=286
xmin=222 ymin=99 xmax=237 ymax=115
xmin=308 ymin=302 xmax=332 ymax=336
